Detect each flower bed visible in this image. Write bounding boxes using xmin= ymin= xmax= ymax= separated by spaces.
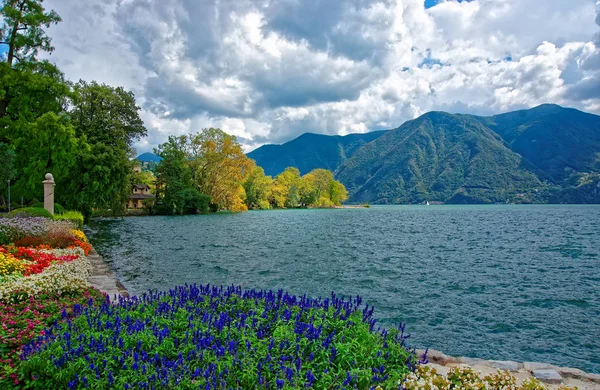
xmin=0 ymin=248 xmax=92 ymax=302
xmin=0 ymin=289 xmax=104 ymax=388
xmin=0 ymin=216 xmax=104 ymax=388
xmin=19 ymin=284 xmax=421 ymax=389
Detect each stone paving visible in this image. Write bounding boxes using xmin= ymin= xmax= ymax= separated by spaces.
xmin=418 ymin=349 xmax=600 ymax=389
xmin=87 ymin=250 xmax=129 ymax=300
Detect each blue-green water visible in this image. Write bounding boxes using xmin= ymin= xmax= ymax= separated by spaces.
xmin=86 ymin=205 xmax=600 ymax=373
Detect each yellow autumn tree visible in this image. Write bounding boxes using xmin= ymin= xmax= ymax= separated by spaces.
xmin=188 ymin=128 xmax=254 ymax=211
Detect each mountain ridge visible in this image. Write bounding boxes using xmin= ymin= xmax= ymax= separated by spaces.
xmin=247 ymin=130 xmax=387 ymax=176
xmin=249 ymin=105 xmax=600 ymax=204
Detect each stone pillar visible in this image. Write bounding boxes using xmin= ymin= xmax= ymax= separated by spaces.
xmin=43 ymin=173 xmax=55 ymax=215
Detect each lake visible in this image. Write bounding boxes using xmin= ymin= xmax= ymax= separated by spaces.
xmin=86 ymin=205 xmax=600 ymax=373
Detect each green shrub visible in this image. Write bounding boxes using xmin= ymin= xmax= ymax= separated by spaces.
xmin=31 ymin=202 xmax=65 ymax=215
xmin=53 ymin=211 xmax=84 ymax=229
xmin=8 ymin=207 xmax=53 ymax=219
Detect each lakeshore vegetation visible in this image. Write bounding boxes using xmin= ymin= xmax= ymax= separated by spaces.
xmin=0 ymin=0 xmax=346 ymax=217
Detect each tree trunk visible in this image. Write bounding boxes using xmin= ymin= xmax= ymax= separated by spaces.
xmin=0 ymin=1 xmax=27 ymax=119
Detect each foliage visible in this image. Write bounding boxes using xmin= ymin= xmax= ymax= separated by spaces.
xmin=131 ymin=168 xmax=155 ymax=190
xmin=242 ymin=166 xmax=347 ymax=209
xmin=8 ymin=207 xmax=52 ymax=219
xmin=243 ymin=166 xmax=273 ymax=210
xmin=0 ymin=144 xmax=16 ymax=205
xmin=188 ymin=129 xmax=253 ymax=211
xmin=154 ymin=136 xmax=197 ymax=215
xmin=53 ymin=211 xmax=83 ymax=230
xmin=0 ymin=288 xmax=104 ymax=388
xmin=401 ymin=365 xmax=578 ymax=390
xmin=19 ymin=284 xmax=418 ymax=389
xmin=155 ymin=130 xmax=253 ymax=213
xmin=0 ymin=0 xmax=61 ymax=68
xmin=69 ymin=80 xmax=146 ymax=150
xmin=0 ymin=4 xmax=146 ymax=215
xmin=31 ymin=202 xmax=65 ymax=215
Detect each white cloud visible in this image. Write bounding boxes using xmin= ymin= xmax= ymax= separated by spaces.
xmin=42 ymin=0 xmax=600 ymax=153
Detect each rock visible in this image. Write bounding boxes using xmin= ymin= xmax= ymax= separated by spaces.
xmin=558 ymin=366 xmax=587 ymax=379
xmin=488 ymin=360 xmax=523 ymax=372
xmin=581 ymin=373 xmax=600 ymax=384
xmin=524 ymin=362 xmax=559 ymax=371
xmin=417 ymin=349 xmax=459 ymax=365
xmin=532 ymin=369 xmax=563 ymax=384
xmin=458 ymin=357 xmax=487 ymax=366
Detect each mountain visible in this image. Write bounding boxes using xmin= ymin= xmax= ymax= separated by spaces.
xmin=247 ymin=131 xmax=386 ymax=176
xmin=136 ymin=152 xmax=162 ymax=163
xmin=336 ymin=112 xmax=543 ymax=204
xmin=475 ymin=104 xmax=600 ymax=183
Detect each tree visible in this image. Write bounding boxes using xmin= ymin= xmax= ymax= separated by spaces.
xmin=60 ymin=142 xmax=131 ymax=217
xmin=275 ymin=167 xmax=303 ymax=208
xmin=243 ymin=166 xmax=273 ymax=210
xmin=0 ymin=0 xmax=61 ymax=118
xmin=64 ymin=81 xmax=147 ymax=215
xmin=188 ymin=128 xmax=254 ymax=211
xmin=69 ymin=80 xmax=147 ymax=149
xmin=0 ymin=143 xmax=16 ymax=208
xmin=302 ymin=169 xmax=347 ymax=207
xmin=154 ymin=135 xmax=201 ymax=215
xmin=11 ymin=112 xmax=78 ymax=200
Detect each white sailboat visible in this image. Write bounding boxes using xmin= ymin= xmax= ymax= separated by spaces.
xmin=426 ymin=201 xmax=430 ymax=206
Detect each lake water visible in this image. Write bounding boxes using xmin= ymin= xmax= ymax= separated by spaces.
xmin=86 ymin=205 xmax=600 ymax=373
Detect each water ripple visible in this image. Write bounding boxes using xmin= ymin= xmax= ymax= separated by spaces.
xmin=86 ymin=205 xmax=600 ymax=373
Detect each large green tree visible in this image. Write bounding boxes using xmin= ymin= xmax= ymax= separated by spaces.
xmin=69 ymin=80 xmax=146 ymax=149
xmin=12 ymin=112 xmax=78 ymax=198
xmin=154 ymin=135 xmax=210 ymax=215
xmin=0 ymin=0 xmax=61 ymax=118
xmin=62 ymin=81 xmax=147 ymax=216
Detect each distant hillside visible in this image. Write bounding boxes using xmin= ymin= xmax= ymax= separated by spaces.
xmin=475 ymin=104 xmax=600 ymax=183
xmin=336 ymin=112 xmax=543 ymax=204
xmin=136 ymin=152 xmax=162 ymax=163
xmin=247 ymin=131 xmax=386 ymax=176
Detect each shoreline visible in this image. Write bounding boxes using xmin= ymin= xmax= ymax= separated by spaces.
xmin=83 ymin=245 xmax=599 ymax=388
xmin=418 ymin=348 xmax=600 ymax=389
xmin=86 ymin=248 xmax=129 ymax=299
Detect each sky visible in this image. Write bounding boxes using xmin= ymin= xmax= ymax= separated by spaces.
xmin=30 ymin=0 xmax=600 ymax=153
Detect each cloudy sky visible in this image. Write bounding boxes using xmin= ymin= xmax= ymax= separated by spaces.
xmin=36 ymin=0 xmax=600 ymax=153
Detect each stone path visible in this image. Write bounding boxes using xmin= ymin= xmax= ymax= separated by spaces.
xmin=87 ymin=250 xmax=129 ymax=300
xmin=418 ymin=349 xmax=600 ymax=389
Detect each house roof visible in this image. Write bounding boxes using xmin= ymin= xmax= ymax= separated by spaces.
xmin=133 ymin=184 xmax=150 ymax=190
xmin=130 ymin=194 xmax=155 ymax=200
